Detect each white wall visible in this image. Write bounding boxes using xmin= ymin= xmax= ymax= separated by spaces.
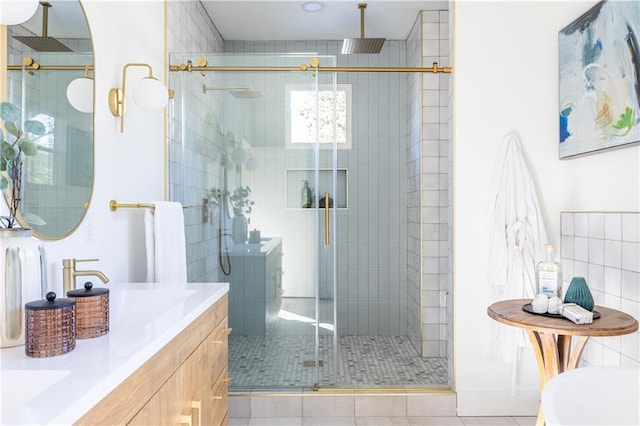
xmin=31 ymin=0 xmax=166 ymax=294
xmin=453 ymin=0 xmax=640 ymax=416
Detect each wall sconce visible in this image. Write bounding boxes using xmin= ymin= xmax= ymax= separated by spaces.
xmin=0 ymin=0 xmax=39 ymax=25
xmin=108 ymin=63 xmax=168 ymax=133
xmin=66 ymin=64 xmax=94 ymax=113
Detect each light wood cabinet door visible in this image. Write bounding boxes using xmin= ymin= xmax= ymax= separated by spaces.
xmin=185 ymin=335 xmax=207 ymax=426
xmin=208 ymin=368 xmax=229 ymax=425
xmin=84 ymin=296 xmax=229 ymax=426
xmin=128 ymin=365 xmax=188 ymax=425
xmin=203 ymin=321 xmax=230 ymax=425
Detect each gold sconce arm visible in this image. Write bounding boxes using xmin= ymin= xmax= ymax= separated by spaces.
xmin=108 ymin=63 xmax=167 ymax=133
xmin=81 ymin=63 xmax=94 ymax=78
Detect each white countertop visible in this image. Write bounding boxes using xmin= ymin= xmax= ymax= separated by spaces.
xmin=1 ymin=281 xmax=229 ymax=425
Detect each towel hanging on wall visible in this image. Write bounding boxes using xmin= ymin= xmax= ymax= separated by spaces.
xmin=144 ymin=201 xmax=188 ymax=283
xmin=487 ymin=132 xmax=549 ymax=388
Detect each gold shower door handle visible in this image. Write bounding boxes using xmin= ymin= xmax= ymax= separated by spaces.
xmin=324 ymin=192 xmax=330 ymax=246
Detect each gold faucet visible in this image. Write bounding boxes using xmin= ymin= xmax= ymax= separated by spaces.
xmin=62 ymin=258 xmax=110 ymax=295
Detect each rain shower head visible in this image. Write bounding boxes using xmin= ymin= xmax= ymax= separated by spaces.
xmin=202 ymin=85 xmax=265 ymax=99
xmin=13 ymin=2 xmax=72 ymax=52
xmin=341 ymin=3 xmax=385 ymax=54
xmin=228 ymin=90 xmax=264 ymax=99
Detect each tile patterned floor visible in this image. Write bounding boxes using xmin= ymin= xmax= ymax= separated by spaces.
xmin=229 ymin=297 xmax=450 ymax=391
xmin=229 ymin=335 xmax=449 ymax=390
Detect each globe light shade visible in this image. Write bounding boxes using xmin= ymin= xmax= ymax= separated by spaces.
xmin=0 ymin=0 xmax=38 ymax=25
xmin=132 ymin=77 xmax=168 ymax=112
xmin=66 ymin=77 xmax=94 ymax=113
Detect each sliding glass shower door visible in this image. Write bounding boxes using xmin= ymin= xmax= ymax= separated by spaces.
xmin=170 ymin=53 xmax=339 ymax=390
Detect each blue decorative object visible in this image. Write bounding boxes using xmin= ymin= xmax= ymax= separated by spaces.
xmin=564 ymin=276 xmax=595 ymax=312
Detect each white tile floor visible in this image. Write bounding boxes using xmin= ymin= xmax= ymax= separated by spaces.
xmin=228 ymin=393 xmax=538 ymax=425
xmin=229 ymin=416 xmax=537 ymax=425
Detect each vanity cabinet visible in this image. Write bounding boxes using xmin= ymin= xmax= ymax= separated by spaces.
xmin=76 ymin=294 xmax=229 ymax=425
xmin=228 ymin=238 xmax=282 ymax=335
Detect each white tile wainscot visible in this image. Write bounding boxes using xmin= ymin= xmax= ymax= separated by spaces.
xmin=561 ymin=211 xmax=640 ymax=368
xmin=1 ymin=282 xmax=229 ymax=425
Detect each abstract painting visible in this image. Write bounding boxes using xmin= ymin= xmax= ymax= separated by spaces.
xmin=559 ymin=0 xmax=640 ymax=158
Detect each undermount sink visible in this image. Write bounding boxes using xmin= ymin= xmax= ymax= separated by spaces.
xmin=1 ymin=370 xmax=70 ymax=411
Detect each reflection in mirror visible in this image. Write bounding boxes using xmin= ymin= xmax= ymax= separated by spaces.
xmin=5 ymin=1 xmax=93 ymax=240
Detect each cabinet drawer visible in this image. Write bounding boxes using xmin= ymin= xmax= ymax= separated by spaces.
xmin=207 ymin=367 xmax=229 ymax=426
xmin=208 ymin=318 xmax=230 ymax=382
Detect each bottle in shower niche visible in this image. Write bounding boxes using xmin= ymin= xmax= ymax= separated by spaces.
xmin=536 ymin=243 xmax=562 ymax=297
xmin=301 ymin=180 xmax=312 ymax=208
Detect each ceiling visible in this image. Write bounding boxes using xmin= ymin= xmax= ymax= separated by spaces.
xmin=19 ymin=1 xmax=89 ymax=39
xmin=201 ymin=1 xmax=448 ymax=42
xmin=17 ymin=1 xmax=448 ymax=43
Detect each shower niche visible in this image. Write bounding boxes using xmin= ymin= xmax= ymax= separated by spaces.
xmin=285 ymin=168 xmax=348 ymax=209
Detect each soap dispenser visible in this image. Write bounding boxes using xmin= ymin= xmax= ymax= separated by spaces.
xmin=301 ymin=180 xmax=312 ymax=208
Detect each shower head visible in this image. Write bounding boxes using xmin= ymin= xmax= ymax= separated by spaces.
xmin=202 ymin=85 xmax=265 ymax=99
xmin=341 ymin=3 xmax=385 ymax=54
xmin=13 ymin=2 xmax=72 ymax=52
xmin=229 ymin=90 xmax=264 ymax=99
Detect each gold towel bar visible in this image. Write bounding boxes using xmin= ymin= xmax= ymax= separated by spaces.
xmin=109 ymin=200 xmax=154 ymax=212
xmin=109 ymin=200 xmax=192 ymax=212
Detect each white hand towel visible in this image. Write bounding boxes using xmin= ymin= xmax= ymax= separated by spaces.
xmin=144 ymin=201 xmax=187 ymax=283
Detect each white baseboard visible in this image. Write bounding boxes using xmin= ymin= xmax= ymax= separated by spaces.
xmin=456 ymin=390 xmax=540 ymax=417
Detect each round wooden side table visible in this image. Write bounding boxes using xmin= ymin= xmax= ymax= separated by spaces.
xmin=487 ymin=298 xmax=638 ymax=426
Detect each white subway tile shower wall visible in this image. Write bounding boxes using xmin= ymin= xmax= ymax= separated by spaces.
xmin=420 ymin=10 xmax=451 ymax=358
xmin=445 ymin=8 xmax=454 ymax=384
xmin=167 ymin=1 xmax=225 ymax=282
xmin=406 ymin=9 xmax=451 ymax=357
xmin=406 ymin=10 xmax=423 ymax=358
xmin=226 ymin=40 xmax=409 ymax=336
xmin=561 ymin=212 xmax=640 ymax=368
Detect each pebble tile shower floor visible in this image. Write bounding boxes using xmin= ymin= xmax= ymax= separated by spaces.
xmin=228 ymin=335 xmax=449 ymax=391
xmin=228 ymin=297 xmax=449 ymax=391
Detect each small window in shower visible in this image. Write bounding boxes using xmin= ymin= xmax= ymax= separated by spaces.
xmin=26 ymin=113 xmax=55 ymax=186
xmin=286 ymin=83 xmax=352 ymax=149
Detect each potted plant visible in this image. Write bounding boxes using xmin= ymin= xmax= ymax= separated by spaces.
xmin=229 ymin=185 xmax=254 ymax=243
xmin=229 ymin=185 xmax=254 ymax=216
xmin=0 ymin=101 xmax=45 ymax=229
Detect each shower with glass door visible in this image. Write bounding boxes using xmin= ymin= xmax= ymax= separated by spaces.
xmin=168 ymin=49 xmax=450 ymax=391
